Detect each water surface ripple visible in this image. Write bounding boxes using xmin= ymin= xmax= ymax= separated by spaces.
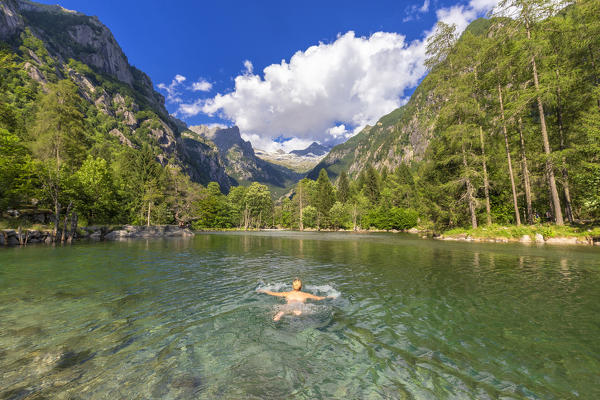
xmin=1 ymin=232 xmax=599 ymax=399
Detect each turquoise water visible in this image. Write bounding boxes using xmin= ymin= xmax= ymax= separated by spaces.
xmin=1 ymin=232 xmax=599 ymax=399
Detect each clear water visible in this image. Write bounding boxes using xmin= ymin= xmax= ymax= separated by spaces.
xmin=1 ymin=232 xmax=599 ymax=399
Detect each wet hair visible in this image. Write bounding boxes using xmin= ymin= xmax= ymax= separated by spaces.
xmin=292 ymin=278 xmax=302 ymax=290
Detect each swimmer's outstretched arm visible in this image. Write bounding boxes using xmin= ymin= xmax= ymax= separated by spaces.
xmin=304 ymin=293 xmax=328 ymax=301
xmin=257 ymin=289 xmax=287 ymax=297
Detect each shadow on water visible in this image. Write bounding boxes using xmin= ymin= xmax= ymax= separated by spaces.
xmin=0 ymin=231 xmax=599 ymax=399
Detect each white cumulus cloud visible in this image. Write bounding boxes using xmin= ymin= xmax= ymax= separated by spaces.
xmin=197 ymin=31 xmax=427 ymax=144
xmin=436 ymin=0 xmax=499 ymax=32
xmin=177 ymin=0 xmax=499 ymax=151
xmin=192 ymin=79 xmax=213 ymax=92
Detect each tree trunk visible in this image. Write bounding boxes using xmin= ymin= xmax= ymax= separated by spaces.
xmin=147 ymin=202 xmax=151 ymax=227
xmin=527 ymin=23 xmax=563 ymax=225
xmin=68 ymin=212 xmax=78 ymax=244
xmin=498 ymin=85 xmax=521 ymax=225
xmin=61 ymin=201 xmax=72 ymax=243
xmin=352 ymin=204 xmax=358 ymax=231
xmin=17 ymin=226 xmax=23 ymax=246
xmin=479 ymin=126 xmax=492 ymax=225
xmin=555 ymin=69 xmax=574 ymax=223
xmin=53 ymin=199 xmax=60 ymax=242
xmin=518 ymin=117 xmax=534 ymax=224
xmin=298 ymin=184 xmax=304 ymax=231
xmin=547 ymin=174 xmax=556 ymax=221
xmin=461 ymin=140 xmax=477 ymax=229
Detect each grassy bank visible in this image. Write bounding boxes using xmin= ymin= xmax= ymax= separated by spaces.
xmin=443 ymin=224 xmax=600 ymax=240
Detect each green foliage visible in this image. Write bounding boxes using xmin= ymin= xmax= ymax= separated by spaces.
xmin=301 ymin=206 xmax=317 ymax=228
xmin=193 ymin=186 xmax=231 ymax=229
xmin=329 ymin=202 xmax=351 ymax=230
xmin=71 ymin=156 xmax=119 ymax=224
xmin=363 ymin=165 xmax=380 ymax=204
xmin=0 ymin=128 xmax=37 ymax=209
xmin=336 ymin=171 xmax=350 ymax=203
xmin=314 ymin=168 xmax=335 ymax=227
xmin=245 ymin=182 xmax=273 ymax=228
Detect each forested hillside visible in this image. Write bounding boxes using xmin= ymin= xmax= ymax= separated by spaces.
xmin=0 ymin=0 xmax=233 ymax=233
xmin=310 ymin=0 xmax=600 ymax=230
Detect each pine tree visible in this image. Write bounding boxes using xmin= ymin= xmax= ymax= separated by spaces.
xmin=315 ymin=168 xmax=335 ymax=228
xmin=337 ymin=171 xmax=350 ymax=203
xmin=363 ymin=164 xmax=380 ymax=204
xmin=495 ymin=0 xmax=564 ymax=224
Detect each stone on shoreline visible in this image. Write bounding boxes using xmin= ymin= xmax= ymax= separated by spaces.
xmin=104 ymin=225 xmax=194 ymax=240
xmin=545 ymin=237 xmax=579 ymax=245
xmin=520 ymin=235 xmax=532 ymax=243
xmin=535 ymin=233 xmax=545 ymax=243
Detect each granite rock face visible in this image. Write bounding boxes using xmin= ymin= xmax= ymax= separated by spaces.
xmin=0 ymin=1 xmax=24 ymax=40
xmin=189 ymin=125 xmax=301 ymax=188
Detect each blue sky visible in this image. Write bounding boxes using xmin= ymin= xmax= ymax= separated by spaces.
xmin=37 ymin=0 xmax=496 ymax=151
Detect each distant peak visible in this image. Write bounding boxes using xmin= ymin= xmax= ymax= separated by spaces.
xmin=290 ymin=142 xmax=331 ymax=157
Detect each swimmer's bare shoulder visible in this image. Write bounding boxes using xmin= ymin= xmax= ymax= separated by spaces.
xmin=257 ymin=289 xmax=329 ymax=301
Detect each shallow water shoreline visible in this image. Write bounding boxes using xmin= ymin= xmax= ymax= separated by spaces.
xmin=196 ymin=227 xmax=600 ymax=246
xmin=0 ymin=225 xmax=193 ymax=246
xmin=3 ymin=225 xmax=599 ymax=247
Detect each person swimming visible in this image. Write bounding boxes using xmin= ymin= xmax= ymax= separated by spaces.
xmin=258 ymin=278 xmax=330 ymax=321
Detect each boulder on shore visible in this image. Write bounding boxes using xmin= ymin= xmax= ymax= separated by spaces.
xmin=545 ymin=237 xmax=579 ymax=245
xmin=520 ymin=235 xmax=532 ymax=243
xmin=104 ymin=225 xmax=194 ymax=240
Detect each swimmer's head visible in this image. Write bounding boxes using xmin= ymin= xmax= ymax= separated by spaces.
xmin=292 ymin=278 xmax=302 ymax=291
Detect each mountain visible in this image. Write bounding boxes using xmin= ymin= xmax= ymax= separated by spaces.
xmin=254 ymin=148 xmax=325 ymax=173
xmin=189 ymin=125 xmax=302 ymax=190
xmin=0 ymin=0 xmax=231 ymax=191
xmin=290 ymin=142 xmax=331 ymax=157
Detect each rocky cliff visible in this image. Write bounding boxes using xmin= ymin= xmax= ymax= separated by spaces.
xmin=190 ymin=125 xmax=301 ymax=189
xmin=0 ymin=0 xmax=231 ymax=191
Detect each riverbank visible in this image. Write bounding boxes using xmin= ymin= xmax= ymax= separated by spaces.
xmin=3 ymin=223 xmax=599 ymax=247
xmin=195 ymin=225 xmax=600 ymax=246
xmin=0 ymin=225 xmax=194 ymax=246
xmin=438 ymin=224 xmax=600 ymax=246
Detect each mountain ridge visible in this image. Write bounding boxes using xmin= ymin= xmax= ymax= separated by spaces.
xmin=0 ymin=0 xmax=232 ymax=191
xmin=290 ymin=142 xmax=331 ymax=157
xmin=189 ymin=125 xmax=302 ymax=190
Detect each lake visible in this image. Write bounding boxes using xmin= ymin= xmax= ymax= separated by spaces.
xmin=1 ymin=231 xmax=599 ymax=399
